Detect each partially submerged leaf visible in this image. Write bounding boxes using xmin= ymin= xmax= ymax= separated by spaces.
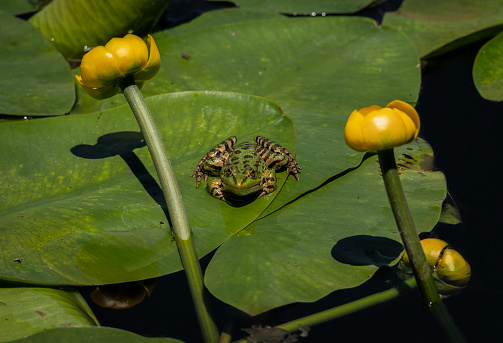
xmin=90 ymin=278 xmax=157 ymax=309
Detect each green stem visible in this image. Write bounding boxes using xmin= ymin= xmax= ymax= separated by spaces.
xmin=377 ymin=148 xmax=465 ymax=343
xmin=232 ymin=279 xmax=417 ymax=343
xmin=120 ymin=78 xmax=219 ymax=343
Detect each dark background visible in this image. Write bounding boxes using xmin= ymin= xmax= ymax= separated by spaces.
xmin=83 ymin=1 xmax=503 ymax=342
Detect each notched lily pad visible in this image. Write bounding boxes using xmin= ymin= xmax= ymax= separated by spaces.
xmin=0 ymin=91 xmax=297 ymax=285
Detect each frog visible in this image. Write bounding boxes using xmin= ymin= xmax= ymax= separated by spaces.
xmin=191 ymin=136 xmax=301 ymax=203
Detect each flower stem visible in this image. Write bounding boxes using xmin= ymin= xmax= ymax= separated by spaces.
xmin=120 ymin=78 xmax=219 ymax=343
xmin=232 ymin=279 xmax=417 ymax=343
xmin=377 ymin=148 xmax=465 ymax=343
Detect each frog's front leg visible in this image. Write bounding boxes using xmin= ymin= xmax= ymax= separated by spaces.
xmin=257 ymin=169 xmax=277 ymax=198
xmin=207 ymin=179 xmax=228 ymax=202
xmin=255 ymin=136 xmax=301 ymax=181
xmin=191 ymin=136 xmax=237 ymax=188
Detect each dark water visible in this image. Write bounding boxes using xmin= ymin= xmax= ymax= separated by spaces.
xmin=84 ymin=1 xmax=503 ymax=342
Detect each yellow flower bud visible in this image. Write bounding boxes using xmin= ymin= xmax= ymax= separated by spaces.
xmin=344 ymin=100 xmax=420 ymax=151
xmin=399 ymin=238 xmax=471 ymax=293
xmin=76 ymin=34 xmax=160 ymax=99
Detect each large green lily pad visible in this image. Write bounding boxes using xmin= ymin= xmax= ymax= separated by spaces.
xmin=473 ymin=30 xmax=503 ymax=101
xmin=0 ymin=287 xmax=99 ymax=342
xmin=154 ymin=13 xmax=420 ymax=212
xmin=383 ymin=0 xmax=503 ymax=58
xmin=0 ymin=10 xmax=75 ymax=116
xmin=205 ymin=139 xmax=447 ymax=315
xmin=0 ymin=91 xmax=296 ymax=285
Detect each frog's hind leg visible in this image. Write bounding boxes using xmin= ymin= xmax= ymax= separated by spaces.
xmin=255 ymin=136 xmax=301 ymax=181
xmin=191 ymin=136 xmax=237 ymax=188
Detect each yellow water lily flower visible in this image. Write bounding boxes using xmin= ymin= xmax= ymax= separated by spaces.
xmin=401 ymin=238 xmax=471 ymax=291
xmin=76 ymin=34 xmax=160 ymax=99
xmin=344 ymin=100 xmax=420 ymax=151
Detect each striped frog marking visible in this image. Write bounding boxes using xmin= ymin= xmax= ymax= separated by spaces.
xmin=191 ymin=136 xmax=300 ymax=203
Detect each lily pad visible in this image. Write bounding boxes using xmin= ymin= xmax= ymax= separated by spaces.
xmin=205 ymin=139 xmax=447 ymax=315
xmin=0 ymin=287 xmax=99 ymax=342
xmin=0 ymin=91 xmax=296 ymax=285
xmin=9 ymin=327 xmax=183 ymax=343
xmin=29 ymin=0 xmax=169 ymax=60
xmin=208 ymin=0 xmax=373 ymax=14
xmin=383 ymin=0 xmax=503 ymax=58
xmin=0 ymin=10 xmax=75 ymax=116
xmin=0 ymin=0 xmax=37 ymax=15
xmin=473 ymin=30 xmax=503 ymax=101
xmin=151 ymin=14 xmax=420 ymax=212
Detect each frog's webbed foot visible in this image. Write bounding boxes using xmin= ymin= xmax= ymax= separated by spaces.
xmin=207 ymin=179 xmax=228 ymax=202
xmin=286 ymin=159 xmax=301 ymax=182
xmin=190 ymin=167 xmax=208 ymax=188
xmin=255 ymin=135 xmax=301 ymax=181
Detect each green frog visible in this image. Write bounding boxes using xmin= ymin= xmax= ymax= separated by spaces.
xmin=191 ymin=136 xmax=301 ymax=203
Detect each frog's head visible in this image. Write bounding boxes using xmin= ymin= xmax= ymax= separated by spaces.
xmin=221 ymin=163 xmax=263 ymax=196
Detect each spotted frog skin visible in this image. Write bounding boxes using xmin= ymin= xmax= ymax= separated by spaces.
xmin=191 ymin=136 xmax=301 ymax=203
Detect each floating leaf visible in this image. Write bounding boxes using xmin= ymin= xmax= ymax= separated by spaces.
xmin=383 ymin=0 xmax=503 ymax=58
xmin=0 ymin=287 xmax=99 ymax=342
xmin=205 ymin=139 xmax=447 ymax=315
xmin=208 ymin=0 xmax=373 ymax=14
xmin=0 ymin=92 xmax=296 ymax=285
xmin=8 ymin=327 xmax=183 ymax=343
xmin=0 ymin=10 xmax=75 ymax=116
xmin=473 ymin=30 xmax=503 ymax=101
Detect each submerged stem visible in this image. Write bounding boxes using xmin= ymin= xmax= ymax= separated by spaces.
xmin=121 ymin=77 xmax=219 ymax=343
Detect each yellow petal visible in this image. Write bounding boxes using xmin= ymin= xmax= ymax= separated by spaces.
xmin=105 ymin=34 xmax=148 ymax=76
xmin=79 ymin=46 xmax=123 ymax=88
xmin=436 ymin=249 xmax=471 ymax=287
xmin=134 ymin=34 xmax=161 ymax=82
xmin=344 ymin=109 xmax=367 ymax=151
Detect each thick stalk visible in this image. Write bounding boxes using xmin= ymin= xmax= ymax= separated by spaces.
xmin=377 ymin=148 xmax=465 ymax=343
xmin=121 ymin=78 xmax=219 ymax=343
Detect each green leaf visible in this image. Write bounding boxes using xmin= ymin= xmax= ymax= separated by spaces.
xmin=205 ymin=139 xmax=447 ymax=315
xmin=0 ymin=287 xmax=99 ymax=342
xmin=473 ymin=30 xmax=503 ymax=101
xmin=29 ymin=0 xmax=169 ymax=59
xmin=8 ymin=327 xmax=183 ymax=343
xmin=150 ymin=14 xmax=420 ymax=212
xmin=0 ymin=91 xmax=296 ymax=285
xmin=208 ymin=0 xmax=373 ymax=14
xmin=383 ymin=0 xmax=503 ymax=58
xmin=0 ymin=0 xmax=37 ymax=15
xmin=0 ymin=10 xmax=75 ymax=116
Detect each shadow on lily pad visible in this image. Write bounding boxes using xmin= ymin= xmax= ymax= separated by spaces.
xmin=331 ymin=235 xmax=404 ymax=267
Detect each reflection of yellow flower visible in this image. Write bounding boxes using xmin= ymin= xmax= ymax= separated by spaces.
xmin=401 ymin=238 xmax=471 ymax=291
xmin=344 ymin=100 xmax=420 ymax=151
xmin=76 ymin=34 xmax=160 ymax=99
